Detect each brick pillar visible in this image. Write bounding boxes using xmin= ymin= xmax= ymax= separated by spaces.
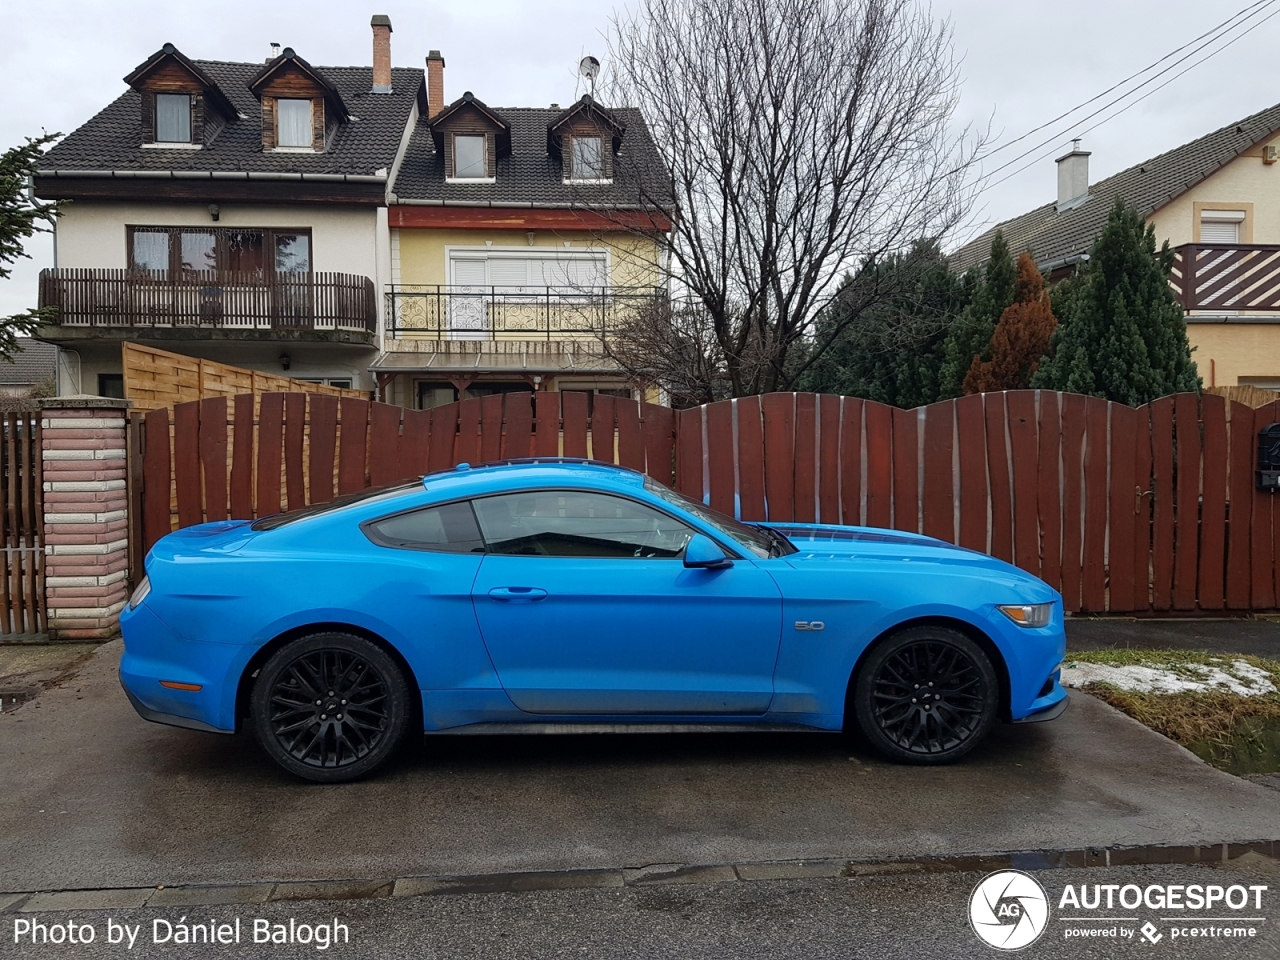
xmin=41 ymin=397 xmax=132 ymax=641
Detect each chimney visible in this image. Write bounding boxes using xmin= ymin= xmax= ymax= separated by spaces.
xmin=266 ymin=42 xmax=280 ymax=64
xmin=1056 ymin=139 xmax=1090 ymax=211
xmin=371 ymin=15 xmax=393 ymax=93
xmin=427 ymin=50 xmax=446 ymax=118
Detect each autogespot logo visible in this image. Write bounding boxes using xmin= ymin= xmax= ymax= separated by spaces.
xmin=969 ymin=870 xmax=1050 ymax=951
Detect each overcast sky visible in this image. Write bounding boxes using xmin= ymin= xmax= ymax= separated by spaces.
xmin=2 ymin=0 xmax=1278 ymax=316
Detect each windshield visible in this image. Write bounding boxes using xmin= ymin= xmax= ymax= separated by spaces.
xmin=644 ymin=478 xmax=795 ymax=559
xmin=251 ymin=482 xmax=422 ymax=531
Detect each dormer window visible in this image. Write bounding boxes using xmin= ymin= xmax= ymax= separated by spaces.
xmin=276 ymin=99 xmax=313 ymax=148
xmin=570 ymin=136 xmax=605 ymax=181
xmin=454 ymin=135 xmax=486 ymax=179
xmin=155 ymin=94 xmax=192 ymax=143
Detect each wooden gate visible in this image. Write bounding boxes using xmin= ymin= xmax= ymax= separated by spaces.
xmin=0 ymin=411 xmax=44 ymax=637
xmin=135 ymin=389 xmax=1280 ymax=616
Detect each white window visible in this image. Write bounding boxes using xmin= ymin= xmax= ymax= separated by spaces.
xmin=571 ymin=136 xmax=605 ymax=180
xmin=277 ymin=99 xmax=313 ymax=148
xmin=1199 ymin=210 xmax=1244 ymax=244
xmin=155 ymin=94 xmax=191 ymax=143
xmin=450 ymin=251 xmax=607 ymax=292
xmin=454 ymin=135 xmax=487 ymax=179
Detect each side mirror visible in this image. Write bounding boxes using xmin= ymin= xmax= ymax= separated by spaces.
xmin=684 ymin=533 xmax=733 ymax=570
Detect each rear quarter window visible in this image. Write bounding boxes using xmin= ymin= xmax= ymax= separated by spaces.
xmin=363 ymin=500 xmax=486 ymax=554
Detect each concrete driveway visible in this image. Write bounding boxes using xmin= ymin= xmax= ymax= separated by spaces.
xmin=2 ymin=641 xmax=1278 ymax=894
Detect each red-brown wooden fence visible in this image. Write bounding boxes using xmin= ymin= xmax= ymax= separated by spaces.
xmin=134 ymin=389 xmax=1280 ymax=615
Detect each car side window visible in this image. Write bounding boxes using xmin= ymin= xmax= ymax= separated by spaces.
xmin=364 ymin=500 xmax=486 ymax=554
xmin=472 ymin=491 xmax=695 ymax=559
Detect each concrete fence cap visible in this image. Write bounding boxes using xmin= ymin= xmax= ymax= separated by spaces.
xmin=41 ymin=396 xmax=133 ymax=410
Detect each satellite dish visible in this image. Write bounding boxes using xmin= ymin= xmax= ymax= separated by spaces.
xmin=579 ymin=55 xmax=601 ymax=81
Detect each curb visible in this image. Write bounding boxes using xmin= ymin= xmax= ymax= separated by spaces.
xmin=3 ymin=839 xmax=1278 ymax=912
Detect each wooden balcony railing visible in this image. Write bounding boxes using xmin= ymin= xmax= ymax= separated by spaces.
xmin=1170 ymin=243 xmax=1280 ymax=313
xmin=385 ymin=285 xmax=665 ymax=340
xmin=38 ymin=269 xmax=376 ymax=333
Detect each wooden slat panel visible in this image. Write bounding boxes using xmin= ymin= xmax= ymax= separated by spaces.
xmin=1252 ymin=401 xmax=1280 ymax=608
xmin=1226 ymin=401 xmax=1254 ymax=609
xmin=706 ymin=400 xmax=736 ymax=516
xmin=1081 ymin=399 xmax=1108 ymax=612
xmin=503 ymin=392 xmax=533 ymax=460
xmin=675 ymin=407 xmax=704 ymax=500
xmin=427 ymin=403 xmax=458 ymax=473
xmin=1007 ymin=391 xmax=1039 ymax=575
xmin=256 ymin=393 xmax=285 ymax=518
xmin=591 ymin=394 xmax=616 ymax=463
xmin=1197 ymin=393 xmax=1228 ymax=610
xmin=984 ymin=394 xmax=1013 ymax=562
xmin=173 ymin=400 xmax=202 ymax=528
xmin=761 ymin=393 xmax=795 ymax=522
xmin=229 ymin=393 xmax=254 ymax=519
xmin=1037 ymin=392 xmax=1062 ymax=592
xmin=1132 ymin=406 xmax=1153 ymax=611
xmin=534 ymin=392 xmax=560 ymax=458
xmin=454 ymin=398 xmax=481 ymax=466
xmin=1150 ymin=398 xmax=1177 ymax=610
xmin=198 ymin=397 xmax=229 ymax=522
xmin=922 ymin=401 xmax=954 ymax=542
xmin=641 ymin=402 xmax=675 ymax=486
xmin=1059 ymin=394 xmax=1086 ymax=612
xmin=1172 ymin=393 xmax=1201 ymax=610
xmin=562 ymin=391 xmax=589 ymax=459
xmin=1107 ymin=405 xmax=1138 ymax=611
xmin=399 ymin=408 xmax=431 ymax=480
xmin=864 ymin=401 xmax=892 ymax=528
xmin=142 ymin=408 xmax=172 ymax=552
xmin=369 ymin=402 xmax=401 ymax=488
xmin=338 ymin=398 xmax=369 ymax=495
xmin=891 ymin=407 xmax=918 ymax=533
xmin=817 ymin=395 xmax=841 ymax=526
xmin=308 ymin=394 xmax=339 ymax=505
xmin=479 ymin=393 xmax=504 ymax=464
xmin=955 ymin=395 xmax=987 ymax=552
xmin=616 ymin=398 xmax=644 ymax=471
xmin=283 ymin=393 xmax=306 ymax=510
xmin=737 ymin=396 xmax=767 ymax=521
xmin=793 ymin=393 xmax=817 ymax=523
xmin=838 ymin=397 xmax=863 ymax=526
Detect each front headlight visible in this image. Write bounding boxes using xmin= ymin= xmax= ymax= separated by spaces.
xmin=998 ymin=602 xmax=1052 ymax=628
xmin=129 ymin=576 xmax=151 ymax=610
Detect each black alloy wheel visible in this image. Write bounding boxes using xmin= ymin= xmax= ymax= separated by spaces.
xmin=852 ymin=626 xmax=998 ymax=764
xmin=251 ymin=632 xmax=410 ymax=782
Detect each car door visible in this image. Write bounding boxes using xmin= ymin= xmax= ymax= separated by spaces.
xmin=469 ymin=489 xmax=783 ymax=716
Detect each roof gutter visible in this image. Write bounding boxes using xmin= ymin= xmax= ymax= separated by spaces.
xmin=36 ymin=169 xmax=388 ymax=183
xmin=1038 ymin=253 xmax=1090 ymax=272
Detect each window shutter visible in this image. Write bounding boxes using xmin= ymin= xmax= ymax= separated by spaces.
xmin=1199 ymin=219 xmax=1240 ymax=244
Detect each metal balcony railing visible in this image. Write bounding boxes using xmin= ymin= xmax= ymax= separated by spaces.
xmin=1170 ymin=243 xmax=1280 ymax=313
xmin=38 ymin=268 xmax=376 ymax=333
xmin=385 ymin=285 xmax=665 ymax=340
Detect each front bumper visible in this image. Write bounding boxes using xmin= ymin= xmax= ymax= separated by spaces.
xmin=1012 ymin=689 xmax=1069 ymax=723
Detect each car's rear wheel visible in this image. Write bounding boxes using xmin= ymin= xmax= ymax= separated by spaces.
xmin=250 ymin=632 xmax=410 ymax=783
xmin=852 ymin=626 xmax=998 ymax=764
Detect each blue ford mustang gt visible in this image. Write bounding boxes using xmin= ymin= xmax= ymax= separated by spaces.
xmin=120 ymin=459 xmax=1067 ymax=782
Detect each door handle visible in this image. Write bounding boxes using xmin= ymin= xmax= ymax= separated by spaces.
xmin=487 ymin=586 xmax=548 ymax=602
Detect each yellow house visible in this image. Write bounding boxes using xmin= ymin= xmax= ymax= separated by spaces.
xmin=951 ymin=102 xmax=1280 ymax=389
xmin=375 ymin=56 xmax=671 ymax=410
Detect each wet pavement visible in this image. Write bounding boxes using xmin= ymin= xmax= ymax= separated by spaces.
xmin=2 ymin=641 xmax=1278 ymax=894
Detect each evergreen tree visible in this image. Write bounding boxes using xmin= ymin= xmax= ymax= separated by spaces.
xmin=1033 ymin=201 xmax=1200 ymax=404
xmin=937 ymin=232 xmax=1017 ymax=399
xmin=799 ymin=242 xmax=971 ymax=408
xmin=963 ymin=253 xmax=1057 ymax=393
xmin=0 ymin=135 xmax=60 ymax=360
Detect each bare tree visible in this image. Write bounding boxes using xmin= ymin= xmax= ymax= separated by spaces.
xmin=599 ymin=0 xmax=981 ymax=399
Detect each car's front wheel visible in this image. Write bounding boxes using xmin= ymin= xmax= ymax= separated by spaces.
xmin=250 ymin=632 xmax=410 ymax=783
xmin=852 ymin=626 xmax=998 ymax=764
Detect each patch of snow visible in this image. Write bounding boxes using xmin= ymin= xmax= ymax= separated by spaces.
xmin=1062 ymin=658 xmax=1277 ymax=697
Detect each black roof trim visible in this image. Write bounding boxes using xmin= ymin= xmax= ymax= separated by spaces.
xmin=248 ymin=48 xmax=350 ymax=122
xmin=122 ymin=43 xmax=238 ymax=121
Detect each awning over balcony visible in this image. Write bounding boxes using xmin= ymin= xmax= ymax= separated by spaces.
xmin=370 ymin=339 xmax=622 ymax=376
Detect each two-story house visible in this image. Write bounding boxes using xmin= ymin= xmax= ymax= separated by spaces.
xmin=951 ymin=102 xmax=1280 ymax=391
xmin=34 ymin=17 xmax=420 ymax=396
xmin=375 ymin=55 xmax=672 ymax=410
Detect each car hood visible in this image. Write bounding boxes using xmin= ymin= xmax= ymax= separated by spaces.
xmin=765 ymin=523 xmax=1022 ymax=571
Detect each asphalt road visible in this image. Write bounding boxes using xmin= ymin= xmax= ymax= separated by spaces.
xmin=5 ymin=862 xmax=1279 ymax=959
xmin=3 ymin=642 xmax=1279 ymax=895
xmin=1066 ymin=618 xmax=1280 ymax=658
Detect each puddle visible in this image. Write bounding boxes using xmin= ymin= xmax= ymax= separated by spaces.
xmin=1186 ymin=716 xmax=1280 ymax=776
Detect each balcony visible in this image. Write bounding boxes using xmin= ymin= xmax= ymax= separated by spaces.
xmin=386 ymin=285 xmax=665 ymax=341
xmin=37 ymin=269 xmax=376 ymax=341
xmin=1170 ymin=243 xmax=1280 ymax=313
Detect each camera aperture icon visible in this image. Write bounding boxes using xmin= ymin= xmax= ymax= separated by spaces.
xmin=969 ymin=870 xmax=1050 ymax=950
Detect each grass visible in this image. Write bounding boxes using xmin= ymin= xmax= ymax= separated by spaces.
xmin=1065 ymin=649 xmax=1280 ymax=775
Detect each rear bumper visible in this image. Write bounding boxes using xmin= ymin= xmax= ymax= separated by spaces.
xmin=120 ymin=682 xmax=232 ymax=735
xmin=1012 ymin=689 xmax=1069 ymax=723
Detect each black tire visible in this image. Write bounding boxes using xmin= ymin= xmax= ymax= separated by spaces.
xmin=852 ymin=625 xmax=998 ymax=765
xmin=250 ymin=632 xmax=410 ymax=783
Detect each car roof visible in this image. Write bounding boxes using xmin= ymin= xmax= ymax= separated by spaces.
xmin=420 ymin=459 xmax=649 ymax=498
